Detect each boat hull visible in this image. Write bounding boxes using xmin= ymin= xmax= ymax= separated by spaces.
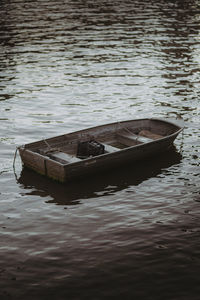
xmin=18 ymin=118 xmax=183 ymax=182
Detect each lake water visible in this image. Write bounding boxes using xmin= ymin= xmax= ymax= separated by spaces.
xmin=0 ymin=0 xmax=200 ymax=299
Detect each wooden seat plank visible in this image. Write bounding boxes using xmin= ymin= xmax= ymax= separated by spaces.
xmin=117 ymin=131 xmax=153 ymax=146
xmin=49 ymin=152 xmax=81 ymax=164
xmin=102 ymin=143 xmax=119 ymax=153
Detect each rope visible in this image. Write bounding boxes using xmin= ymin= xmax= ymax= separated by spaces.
xmin=13 ymin=146 xmax=19 ymax=170
xmin=13 ymin=146 xmax=21 ymax=181
xmin=179 ymin=127 xmax=185 ymax=155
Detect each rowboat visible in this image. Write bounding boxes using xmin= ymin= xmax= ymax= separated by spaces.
xmin=18 ymin=118 xmax=183 ymax=182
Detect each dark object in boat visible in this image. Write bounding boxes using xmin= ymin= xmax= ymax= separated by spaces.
xmin=77 ymin=140 xmax=105 ymax=159
xmin=18 ymin=118 xmax=183 ymax=182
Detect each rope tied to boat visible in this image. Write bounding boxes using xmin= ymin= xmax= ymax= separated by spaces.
xmin=13 ymin=146 xmax=23 ymax=180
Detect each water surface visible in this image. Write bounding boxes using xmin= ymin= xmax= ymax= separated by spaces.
xmin=0 ymin=0 xmax=200 ymax=299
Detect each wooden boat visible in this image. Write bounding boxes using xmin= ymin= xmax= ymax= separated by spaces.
xmin=18 ymin=118 xmax=183 ymax=182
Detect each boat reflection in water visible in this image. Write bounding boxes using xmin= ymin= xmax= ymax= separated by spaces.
xmin=18 ymin=146 xmax=182 ymax=206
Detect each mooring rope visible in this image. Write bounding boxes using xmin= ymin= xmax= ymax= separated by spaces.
xmin=13 ymin=146 xmax=19 ymax=170
xmin=13 ymin=146 xmax=21 ymax=181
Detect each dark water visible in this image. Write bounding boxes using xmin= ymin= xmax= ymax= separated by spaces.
xmin=0 ymin=0 xmax=200 ymax=299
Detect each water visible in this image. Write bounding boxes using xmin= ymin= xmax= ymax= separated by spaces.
xmin=0 ymin=0 xmax=200 ymax=299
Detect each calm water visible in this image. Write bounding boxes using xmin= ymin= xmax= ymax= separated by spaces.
xmin=0 ymin=0 xmax=200 ymax=299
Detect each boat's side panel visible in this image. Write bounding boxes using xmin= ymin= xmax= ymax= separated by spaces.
xmin=19 ymin=148 xmax=47 ymax=176
xmin=45 ymin=159 xmax=66 ymax=182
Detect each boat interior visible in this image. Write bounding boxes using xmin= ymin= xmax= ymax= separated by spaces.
xmin=34 ymin=121 xmax=171 ymax=165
